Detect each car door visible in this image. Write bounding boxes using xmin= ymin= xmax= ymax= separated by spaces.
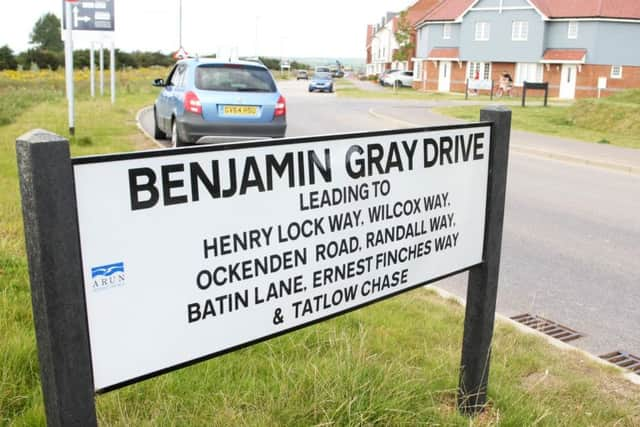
xmin=402 ymin=71 xmax=413 ymax=87
xmin=168 ymin=64 xmax=188 ymax=119
xmin=157 ymin=65 xmax=179 ymax=131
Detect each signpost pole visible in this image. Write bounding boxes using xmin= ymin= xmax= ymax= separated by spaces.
xmin=16 ymin=130 xmax=97 ymax=427
xmin=110 ymin=41 xmax=116 ymax=104
xmin=90 ymin=42 xmax=95 ymax=98
xmin=179 ymin=0 xmax=183 ymax=48
xmin=457 ymin=107 xmax=511 ymax=415
xmin=99 ymin=43 xmax=104 ymax=96
xmin=64 ymin=1 xmax=75 ymax=135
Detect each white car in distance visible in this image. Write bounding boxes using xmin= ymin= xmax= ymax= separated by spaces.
xmin=382 ymin=71 xmax=414 ymax=88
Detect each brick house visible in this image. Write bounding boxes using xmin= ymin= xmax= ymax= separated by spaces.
xmin=366 ymin=12 xmax=399 ymax=77
xmin=412 ymin=0 xmax=640 ymax=98
xmin=365 ymin=0 xmax=441 ymax=77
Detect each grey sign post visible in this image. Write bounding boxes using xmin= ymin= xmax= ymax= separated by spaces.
xmin=17 ymin=108 xmax=510 ymax=424
xmin=63 ymin=0 xmax=116 ymax=103
xmin=62 ymin=0 xmax=115 ymax=31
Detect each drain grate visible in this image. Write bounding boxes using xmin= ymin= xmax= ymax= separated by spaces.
xmin=600 ymin=351 xmax=640 ymax=374
xmin=510 ymin=313 xmax=584 ymax=342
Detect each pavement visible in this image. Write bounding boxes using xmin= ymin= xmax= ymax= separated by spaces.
xmin=369 ymin=105 xmax=640 ymax=174
xmin=348 ymin=79 xmax=640 ymax=174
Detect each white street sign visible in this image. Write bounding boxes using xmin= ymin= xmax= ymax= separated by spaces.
xmin=72 ymin=126 xmax=491 ymax=391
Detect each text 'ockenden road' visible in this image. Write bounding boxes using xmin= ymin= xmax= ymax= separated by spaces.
xmin=187 ymin=187 xmax=460 ymax=324
xmin=127 ymin=133 xmax=485 ymax=210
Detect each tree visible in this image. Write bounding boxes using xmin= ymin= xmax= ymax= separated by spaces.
xmin=393 ymin=10 xmax=414 ymax=62
xmin=30 ymin=13 xmax=63 ymax=52
xmin=22 ymin=48 xmax=63 ymax=71
xmin=290 ymin=60 xmax=310 ymax=70
xmin=258 ymin=57 xmax=281 ymax=70
xmin=0 ymin=45 xmax=18 ymax=70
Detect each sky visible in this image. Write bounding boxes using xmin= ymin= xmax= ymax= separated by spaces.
xmin=0 ymin=0 xmax=416 ymax=59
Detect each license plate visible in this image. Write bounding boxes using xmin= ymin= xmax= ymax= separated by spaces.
xmin=223 ymin=105 xmax=258 ymax=116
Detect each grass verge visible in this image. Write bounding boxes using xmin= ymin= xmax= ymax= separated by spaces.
xmin=1 ymin=70 xmax=639 ymax=426
xmin=435 ymin=89 xmax=640 ymax=149
xmin=337 ymin=82 xmax=468 ymax=101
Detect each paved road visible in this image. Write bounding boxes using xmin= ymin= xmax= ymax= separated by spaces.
xmin=140 ymin=79 xmax=640 ymax=358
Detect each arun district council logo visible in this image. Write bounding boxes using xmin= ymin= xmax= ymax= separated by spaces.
xmin=90 ymin=262 xmax=125 ymax=291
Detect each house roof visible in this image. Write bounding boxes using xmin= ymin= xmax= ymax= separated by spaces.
xmin=427 ymin=47 xmax=460 ymax=59
xmin=417 ymin=0 xmax=474 ymax=23
xmin=416 ymin=0 xmax=640 ymax=25
xmin=541 ymin=48 xmax=587 ymax=63
xmin=366 ymin=25 xmax=374 ymax=48
xmin=533 ymin=0 xmax=640 ymax=20
xmin=406 ymin=0 xmax=442 ymax=26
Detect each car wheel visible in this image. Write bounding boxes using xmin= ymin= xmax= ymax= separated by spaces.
xmin=329 ymin=86 xmax=334 ymax=93
xmin=153 ymin=108 xmax=167 ymax=140
xmin=308 ymin=88 xmax=313 ymax=92
xmin=171 ymin=120 xmax=189 ymax=148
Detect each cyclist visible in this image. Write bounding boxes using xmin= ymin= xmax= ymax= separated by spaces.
xmin=496 ymin=71 xmax=513 ymax=97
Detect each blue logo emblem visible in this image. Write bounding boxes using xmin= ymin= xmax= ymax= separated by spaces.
xmin=91 ymin=262 xmax=125 ymax=278
xmin=90 ymin=262 xmax=125 ymax=291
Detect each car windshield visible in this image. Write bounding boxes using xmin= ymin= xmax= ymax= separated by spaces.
xmin=314 ymin=72 xmax=331 ymax=80
xmin=195 ymin=64 xmax=276 ymax=92
xmin=316 ymin=67 xmax=330 ymax=72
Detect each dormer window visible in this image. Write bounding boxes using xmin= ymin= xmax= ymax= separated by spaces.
xmin=512 ymin=21 xmax=528 ymax=41
xmin=475 ymin=22 xmax=490 ymax=41
xmin=568 ymin=21 xmax=579 ymax=39
xmin=443 ymin=24 xmax=452 ymax=40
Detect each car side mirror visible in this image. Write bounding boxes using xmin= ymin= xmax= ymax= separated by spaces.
xmin=152 ymin=78 xmax=165 ymax=87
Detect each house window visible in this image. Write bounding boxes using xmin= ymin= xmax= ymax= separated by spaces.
xmin=443 ymin=24 xmax=452 ymax=40
xmin=475 ymin=22 xmax=490 ymax=41
xmin=611 ymin=65 xmax=623 ymax=79
xmin=512 ymin=21 xmax=528 ymax=41
xmin=515 ymin=63 xmax=543 ymax=86
xmin=468 ymin=62 xmax=491 ymax=80
xmin=568 ymin=21 xmax=578 ymax=39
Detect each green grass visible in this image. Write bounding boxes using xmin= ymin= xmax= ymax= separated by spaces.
xmin=337 ymin=82 xmax=570 ymax=106
xmin=337 ymin=83 xmax=470 ymax=101
xmin=1 ymin=70 xmax=640 ymax=425
xmin=436 ymin=90 xmax=640 ymax=149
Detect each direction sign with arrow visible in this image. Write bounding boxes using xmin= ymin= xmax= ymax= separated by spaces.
xmin=62 ymin=0 xmax=115 ymax=31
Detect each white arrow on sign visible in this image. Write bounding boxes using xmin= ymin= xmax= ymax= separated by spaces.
xmin=73 ymin=5 xmax=92 ymax=26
